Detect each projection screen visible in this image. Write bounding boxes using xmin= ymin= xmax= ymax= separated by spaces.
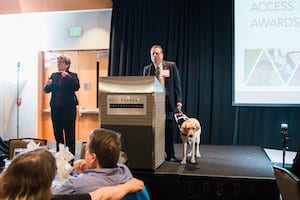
xmin=233 ymin=0 xmax=300 ymax=106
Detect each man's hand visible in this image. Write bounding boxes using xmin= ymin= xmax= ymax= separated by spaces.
xmin=177 ymin=102 xmax=182 ymax=111
xmin=73 ymin=159 xmax=87 ymax=174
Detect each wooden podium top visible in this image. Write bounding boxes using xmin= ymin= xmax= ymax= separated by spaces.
xmin=98 ymin=76 xmax=164 ymax=94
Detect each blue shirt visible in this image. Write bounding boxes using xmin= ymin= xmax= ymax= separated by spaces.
xmin=52 ymin=164 xmax=133 ymax=194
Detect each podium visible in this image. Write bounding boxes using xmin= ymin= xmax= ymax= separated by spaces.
xmin=98 ymin=76 xmax=165 ymax=170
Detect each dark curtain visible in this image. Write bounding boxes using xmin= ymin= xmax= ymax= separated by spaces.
xmin=109 ymin=0 xmax=300 ymax=151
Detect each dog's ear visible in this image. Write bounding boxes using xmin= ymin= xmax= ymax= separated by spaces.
xmin=195 ymin=120 xmax=201 ymax=130
xmin=179 ymin=121 xmax=186 ymax=133
xmin=179 ymin=126 xmax=184 ymax=133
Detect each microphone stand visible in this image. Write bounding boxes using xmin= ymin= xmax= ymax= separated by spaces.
xmin=281 ymin=123 xmax=288 ymax=168
xmin=16 ymin=62 xmax=21 ymax=138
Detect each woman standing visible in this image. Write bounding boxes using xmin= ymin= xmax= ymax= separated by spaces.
xmin=44 ymin=55 xmax=80 ymax=155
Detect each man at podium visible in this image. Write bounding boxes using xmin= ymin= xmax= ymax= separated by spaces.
xmin=143 ymin=44 xmax=183 ymax=162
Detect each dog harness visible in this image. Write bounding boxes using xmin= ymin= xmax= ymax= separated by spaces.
xmin=174 ymin=111 xmax=189 ymax=130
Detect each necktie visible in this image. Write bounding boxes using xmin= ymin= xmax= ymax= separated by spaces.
xmin=155 ymin=67 xmax=164 ymax=88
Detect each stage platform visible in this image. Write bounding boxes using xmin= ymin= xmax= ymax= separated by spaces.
xmin=131 ymin=144 xmax=280 ymax=200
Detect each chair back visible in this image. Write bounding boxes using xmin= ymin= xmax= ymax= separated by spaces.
xmin=8 ymin=138 xmax=47 ymax=159
xmin=122 ymin=186 xmax=150 ymax=200
xmin=273 ymin=165 xmax=300 ymax=200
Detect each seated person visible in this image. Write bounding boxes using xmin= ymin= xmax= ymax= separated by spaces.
xmin=52 ymin=128 xmax=133 ymax=194
xmin=0 ymin=148 xmax=144 ymax=200
xmin=0 ymin=148 xmax=56 ymax=199
xmin=0 ymin=136 xmax=8 ymax=172
xmin=290 ymin=146 xmax=300 ymax=177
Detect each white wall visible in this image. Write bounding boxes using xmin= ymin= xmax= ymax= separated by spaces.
xmin=0 ymin=9 xmax=111 ymax=140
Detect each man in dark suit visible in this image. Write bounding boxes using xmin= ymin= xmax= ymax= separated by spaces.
xmin=44 ymin=55 xmax=80 ymax=156
xmin=143 ymin=45 xmax=182 ymax=162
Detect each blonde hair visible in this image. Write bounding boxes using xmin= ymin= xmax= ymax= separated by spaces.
xmin=0 ymin=149 xmax=56 ymax=200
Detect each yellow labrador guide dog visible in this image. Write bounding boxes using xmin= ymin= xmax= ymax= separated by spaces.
xmin=174 ymin=111 xmax=202 ymax=164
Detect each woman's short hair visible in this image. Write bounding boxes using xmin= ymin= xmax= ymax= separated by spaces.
xmin=57 ymin=55 xmax=71 ymax=66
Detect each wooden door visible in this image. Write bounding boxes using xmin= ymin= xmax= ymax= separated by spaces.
xmin=39 ymin=50 xmax=108 ymax=142
xmin=77 ymin=51 xmax=108 ymax=141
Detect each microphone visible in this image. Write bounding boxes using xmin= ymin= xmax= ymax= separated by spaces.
xmin=281 ymin=123 xmax=289 ymax=168
xmin=281 ymin=123 xmax=288 ymax=137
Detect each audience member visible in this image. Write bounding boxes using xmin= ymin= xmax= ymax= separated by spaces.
xmin=290 ymin=146 xmax=300 ymax=177
xmin=0 ymin=148 xmax=144 ymax=200
xmin=0 ymin=148 xmax=56 ymax=200
xmin=0 ymin=136 xmax=8 ymax=172
xmin=52 ymin=128 xmax=133 ymax=194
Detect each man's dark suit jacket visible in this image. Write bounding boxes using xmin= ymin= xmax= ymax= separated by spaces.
xmin=143 ymin=61 xmax=182 ymax=115
xmin=43 ymin=71 xmax=80 ymax=108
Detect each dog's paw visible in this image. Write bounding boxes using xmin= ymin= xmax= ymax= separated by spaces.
xmin=196 ymin=153 xmax=201 ymax=157
xmin=191 ymin=159 xmax=196 ymax=164
xmin=181 ymin=160 xmax=186 ymax=164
